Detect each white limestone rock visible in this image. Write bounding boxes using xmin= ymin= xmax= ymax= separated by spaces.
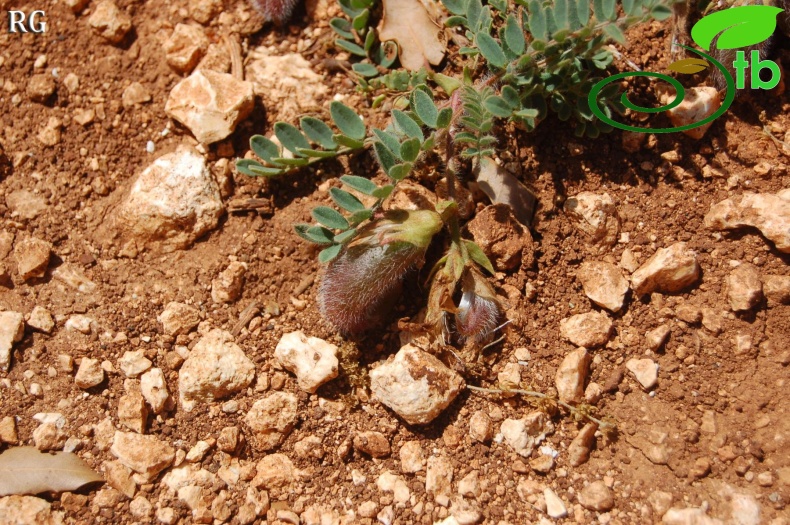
xmin=631 ymin=242 xmax=700 ymax=296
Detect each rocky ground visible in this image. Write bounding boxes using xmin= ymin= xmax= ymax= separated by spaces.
xmin=1 ymin=0 xmax=789 ymax=524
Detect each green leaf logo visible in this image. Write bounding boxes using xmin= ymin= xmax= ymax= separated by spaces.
xmin=691 ymin=5 xmax=783 ymax=51
xmin=668 ymin=58 xmax=710 ymax=74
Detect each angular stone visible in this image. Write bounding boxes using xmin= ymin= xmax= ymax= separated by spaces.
xmin=88 ymin=0 xmax=132 ymax=43
xmin=33 ymin=423 xmax=66 ymax=451
xmin=579 ymin=481 xmax=615 ymax=511
xmin=6 ymin=190 xmax=47 ymax=220
xmin=140 ymin=368 xmax=170 ymax=414
xmin=158 ymin=302 xmax=201 ymax=336
xmin=631 ymin=242 xmax=700 ymax=296
xmin=0 ymin=311 xmax=24 ymax=372
xmin=559 ymin=311 xmax=612 ymax=348
xmin=500 ymin=412 xmax=550 ymax=458
xmin=165 ymin=70 xmax=254 ymax=144
xmin=121 ymin=82 xmax=151 ymax=107
xmin=646 ymin=324 xmax=671 ymax=352
xmin=179 ymin=329 xmax=255 ymax=411
xmin=763 ymin=275 xmax=790 ymax=305
xmin=274 ymin=331 xmax=339 ymax=394
xmin=251 ymin=454 xmax=298 ymax=489
xmin=370 ymin=345 xmax=465 ymax=425
xmin=468 ymin=410 xmax=493 ymax=443
xmin=399 ymin=441 xmax=424 ymax=474
xmin=27 ymin=74 xmax=56 ymax=102
xmin=577 ymin=261 xmax=629 ymax=312
xmin=666 ymin=86 xmax=721 ymax=139
xmin=726 ymin=263 xmax=762 ymax=312
xmin=544 ymin=488 xmax=567 ymax=519
xmin=111 ymin=431 xmax=175 ymax=479
xmin=0 ymin=417 xmax=19 ymax=444
xmin=102 ymin=460 xmax=136 ymax=498
xmin=564 ymin=192 xmax=619 ymax=248
xmin=13 ymin=237 xmax=52 ymax=280
xmin=75 ymin=358 xmax=104 ymax=389
xmin=27 ymin=306 xmax=54 ymax=334
xmin=425 ymin=456 xmax=453 ymax=507
xmin=211 ymin=261 xmax=246 ymax=303
xmin=626 ymin=358 xmax=659 ymax=390
xmin=163 ymin=24 xmax=209 ymax=73
xmin=705 ymin=191 xmax=790 ymax=253
xmin=118 ymin=392 xmax=148 ymax=433
xmin=555 ymin=347 xmax=591 ymax=403
xmin=244 ymin=391 xmax=298 ymax=451
xmin=107 ymin=146 xmax=223 ymax=254
xmin=0 ymin=496 xmax=55 ymax=524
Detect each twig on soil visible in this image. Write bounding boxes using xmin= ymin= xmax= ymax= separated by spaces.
xmin=224 ymin=34 xmax=244 ymax=81
xmin=606 ymin=45 xmax=642 ymax=72
xmin=467 ymin=384 xmax=614 ymax=429
xmin=232 ymin=301 xmax=260 ymax=337
xmin=761 ymin=126 xmax=790 ymax=157
xmin=293 ymin=275 xmax=315 ymax=296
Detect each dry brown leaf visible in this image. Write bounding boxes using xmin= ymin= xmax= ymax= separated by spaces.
xmin=474 ymin=157 xmax=537 ymax=227
xmin=0 ymin=446 xmax=103 ymax=496
xmin=378 ymin=0 xmax=446 ymax=71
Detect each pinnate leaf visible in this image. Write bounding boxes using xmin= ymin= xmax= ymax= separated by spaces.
xmin=300 ymin=117 xmax=337 ymax=149
xmin=330 ymin=188 xmax=366 ymax=213
xmin=341 ymin=175 xmax=378 ymax=195
xmin=274 ymin=123 xmax=311 ymax=155
xmin=312 ymin=206 xmax=350 ymax=230
xmin=319 ymin=244 xmax=343 ymax=263
xmin=330 ymin=102 xmax=366 ymax=140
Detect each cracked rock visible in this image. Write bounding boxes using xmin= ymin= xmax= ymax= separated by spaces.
xmin=564 ymin=192 xmax=619 ymax=249
xmin=111 ymin=431 xmax=175 ymax=480
xmin=577 ymin=261 xmax=629 ymax=312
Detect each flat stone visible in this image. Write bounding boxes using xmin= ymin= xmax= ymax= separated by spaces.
xmin=105 ymin=146 xmax=223 ymax=254
xmin=705 ymin=191 xmax=790 ymax=253
xmin=111 ymin=431 xmax=175 ymax=479
xmin=65 ymin=315 xmax=93 ymax=334
xmin=399 ymin=441 xmax=424 ymax=474
xmin=140 ymin=368 xmax=170 ymax=414
xmin=631 ymin=242 xmax=700 ymax=296
xmin=211 ymin=261 xmax=246 ymax=303
xmin=0 ymin=417 xmax=19 ymax=444
xmin=13 ymin=237 xmax=52 ymax=280
xmin=662 ymin=506 xmax=724 ymax=525
xmin=0 ymin=311 xmax=24 ymax=372
xmin=118 ymin=350 xmax=152 ymax=378
xmin=88 ymin=0 xmax=132 ymax=43
xmin=370 ymin=344 xmax=465 ymax=425
xmin=577 ymin=261 xmax=629 ymax=312
xmin=244 ymin=391 xmax=298 ymax=451
xmin=163 ymin=23 xmax=209 ymax=73
xmin=178 ymin=329 xmax=255 ymax=411
xmin=564 ymin=192 xmax=619 ymax=249
xmin=102 ymin=460 xmax=136 ymax=498
xmin=559 ymin=311 xmax=612 ymax=348
xmin=75 ymin=357 xmax=104 ymax=389
xmin=626 ymin=358 xmax=659 ymax=390
xmin=579 ymin=481 xmax=615 ymax=511
xmin=726 ymin=263 xmax=762 ymax=311
xmin=118 ymin=392 xmax=148 ymax=434
xmin=165 ymin=70 xmax=254 ymax=144
xmin=158 ymin=302 xmax=201 ymax=336
xmin=555 ymin=347 xmax=591 ymax=403
xmin=729 ymin=493 xmax=760 ymax=525
xmin=6 ymin=190 xmax=47 ymax=220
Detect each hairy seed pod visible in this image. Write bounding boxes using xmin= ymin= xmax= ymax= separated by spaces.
xmin=318 ymin=210 xmax=442 ymax=334
xmin=455 ymin=268 xmax=501 ymax=344
xmin=248 ymin=0 xmax=300 ymax=24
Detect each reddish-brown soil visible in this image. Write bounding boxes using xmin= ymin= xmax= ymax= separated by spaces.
xmin=0 ymin=1 xmax=788 ymax=524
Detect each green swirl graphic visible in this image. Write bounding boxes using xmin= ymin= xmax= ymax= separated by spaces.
xmin=588 ymin=46 xmax=736 ymax=133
